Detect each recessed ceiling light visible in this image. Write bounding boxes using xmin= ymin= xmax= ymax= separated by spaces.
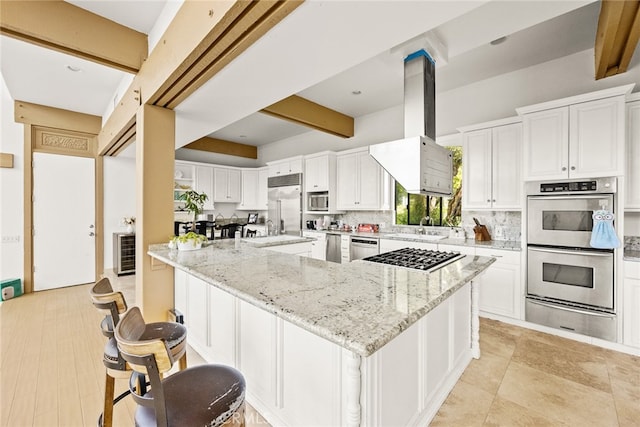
xmin=490 ymin=36 xmax=507 ymax=46
xmin=66 ymin=65 xmax=82 ymax=72
xmin=351 ymin=90 xmax=362 ymax=95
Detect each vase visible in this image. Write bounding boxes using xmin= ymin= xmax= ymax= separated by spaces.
xmin=177 ymin=240 xmax=202 ymax=251
xmin=126 ymin=224 xmax=134 ymax=233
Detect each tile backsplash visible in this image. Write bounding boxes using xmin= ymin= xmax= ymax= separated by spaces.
xmin=625 ymin=236 xmax=640 ymax=251
xmin=325 ymin=209 xmax=521 ymax=242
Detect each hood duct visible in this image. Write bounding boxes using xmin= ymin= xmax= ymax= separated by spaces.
xmin=369 ymin=50 xmax=452 ymax=196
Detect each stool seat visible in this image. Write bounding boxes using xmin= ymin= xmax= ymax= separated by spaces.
xmin=134 ymin=365 xmax=245 ymax=427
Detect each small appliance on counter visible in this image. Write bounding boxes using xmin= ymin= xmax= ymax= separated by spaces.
xmin=357 ymin=223 xmax=379 ymax=233
xmin=306 ymin=220 xmax=316 ymax=230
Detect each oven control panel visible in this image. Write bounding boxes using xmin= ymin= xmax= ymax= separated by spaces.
xmin=539 ymin=180 xmax=597 ymax=193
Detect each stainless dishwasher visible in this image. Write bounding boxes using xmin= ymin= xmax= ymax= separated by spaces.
xmin=350 ymin=236 xmax=379 ymax=260
xmin=326 ymin=233 xmax=342 ymax=263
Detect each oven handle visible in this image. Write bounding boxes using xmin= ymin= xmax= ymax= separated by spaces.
xmin=528 ymin=247 xmax=612 ymax=257
xmin=527 ymin=298 xmax=615 ymax=318
xmin=527 ymin=195 xmax=613 ymax=201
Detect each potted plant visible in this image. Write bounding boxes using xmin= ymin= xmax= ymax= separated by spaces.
xmin=169 ymin=231 xmax=208 ymax=251
xmin=178 ymin=190 xmax=209 ymax=232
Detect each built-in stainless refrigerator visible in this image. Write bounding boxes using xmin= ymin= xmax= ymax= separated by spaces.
xmin=267 ymin=173 xmax=302 ymax=236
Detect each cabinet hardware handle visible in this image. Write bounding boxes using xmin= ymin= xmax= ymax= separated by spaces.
xmin=487 ymin=199 xmax=491 ymax=202
xmin=492 ymin=199 xmax=496 ymax=202
xmin=561 ymin=167 xmax=567 ymax=171
xmin=571 ymin=166 xmax=576 ymax=170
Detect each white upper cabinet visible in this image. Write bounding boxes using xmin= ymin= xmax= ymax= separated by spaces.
xmin=517 ymin=85 xmax=632 ymax=181
xmin=239 ymin=168 xmax=268 ymax=211
xmin=267 ymin=156 xmax=303 ymax=177
xmin=305 ymin=154 xmax=330 ymax=192
xmin=213 ymin=167 xmax=241 ymax=203
xmin=195 ymin=165 xmax=215 ymax=210
xmin=336 ymin=148 xmax=390 ymax=210
xmin=625 ymin=98 xmax=640 ymax=210
xmin=461 ymin=119 xmax=522 ymax=210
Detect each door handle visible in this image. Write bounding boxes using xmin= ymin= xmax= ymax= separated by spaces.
xmin=89 ymin=232 xmax=95 ymax=237
xmin=89 ymin=224 xmax=95 ymax=228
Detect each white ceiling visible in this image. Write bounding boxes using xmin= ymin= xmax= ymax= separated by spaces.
xmin=0 ymin=0 xmax=612 ymax=151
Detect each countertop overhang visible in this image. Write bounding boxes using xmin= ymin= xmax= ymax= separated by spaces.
xmin=149 ymin=240 xmax=495 ymax=356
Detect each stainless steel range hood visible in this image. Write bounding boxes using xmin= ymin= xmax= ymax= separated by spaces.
xmin=369 ymin=50 xmax=452 ymax=196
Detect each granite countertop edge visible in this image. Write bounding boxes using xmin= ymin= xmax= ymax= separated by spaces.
xmin=148 ymin=243 xmax=495 ymax=357
xmin=624 ymin=249 xmax=640 ymax=262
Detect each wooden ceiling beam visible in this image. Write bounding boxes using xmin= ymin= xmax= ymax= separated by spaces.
xmin=260 ymin=95 xmax=355 ymax=138
xmin=0 ymin=1 xmax=147 ymax=73
xmin=98 ymin=0 xmax=303 ymax=156
xmin=595 ymin=0 xmax=640 ymax=80
xmin=184 ymin=137 xmax=257 ymax=159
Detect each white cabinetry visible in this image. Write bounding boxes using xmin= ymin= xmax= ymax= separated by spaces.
xmin=475 ymin=248 xmax=521 ymax=320
xmin=305 ymin=153 xmax=331 ymax=192
xmin=213 ymin=167 xmax=241 ymax=203
xmin=625 ymin=97 xmax=640 ymax=210
xmin=303 ymin=231 xmax=327 ymax=260
xmin=239 ymin=168 xmax=268 ymax=211
xmin=340 ymin=235 xmax=350 ymax=263
xmin=267 ymin=156 xmax=303 ymax=177
xmin=461 ymin=119 xmax=522 ymax=210
xmin=623 ymin=261 xmax=640 ymax=349
xmin=518 ymin=85 xmax=632 ymax=181
xmin=337 ymin=148 xmax=390 ymax=210
xmin=379 ymin=239 xmax=437 ymax=253
xmin=195 ymin=165 xmax=215 ymax=210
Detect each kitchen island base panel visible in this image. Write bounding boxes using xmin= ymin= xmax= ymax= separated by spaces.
xmin=175 ymin=269 xmax=475 ymax=426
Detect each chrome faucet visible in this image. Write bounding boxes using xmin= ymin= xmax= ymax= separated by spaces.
xmin=266 ymin=220 xmax=274 ymax=236
xmin=418 ymin=217 xmax=430 ymax=234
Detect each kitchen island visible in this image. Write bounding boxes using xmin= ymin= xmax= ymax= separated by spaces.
xmin=148 ymin=240 xmax=495 ymax=427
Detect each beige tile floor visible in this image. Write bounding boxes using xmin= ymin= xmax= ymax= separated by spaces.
xmin=1 ymin=272 xmax=638 ymax=426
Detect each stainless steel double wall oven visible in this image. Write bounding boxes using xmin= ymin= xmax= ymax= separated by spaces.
xmin=526 ymin=177 xmax=617 ymax=341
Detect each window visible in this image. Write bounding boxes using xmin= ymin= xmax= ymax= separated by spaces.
xmin=395 ymin=146 xmax=462 ymax=226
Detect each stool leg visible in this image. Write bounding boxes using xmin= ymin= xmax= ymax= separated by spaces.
xmin=179 ymin=352 xmax=187 ymax=371
xmin=103 ymin=372 xmax=115 ymax=427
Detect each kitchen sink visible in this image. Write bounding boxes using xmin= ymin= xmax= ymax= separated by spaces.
xmin=384 ymin=233 xmax=447 ymax=241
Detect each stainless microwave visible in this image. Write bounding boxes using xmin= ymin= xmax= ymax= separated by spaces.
xmin=308 ymin=192 xmax=329 ymax=211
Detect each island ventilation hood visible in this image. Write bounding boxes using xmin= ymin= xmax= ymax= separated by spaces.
xmin=369 ymin=50 xmax=452 ymax=196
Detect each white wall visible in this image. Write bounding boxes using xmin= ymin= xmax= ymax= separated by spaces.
xmin=625 ymin=213 xmax=640 ymax=237
xmin=259 ymin=48 xmax=640 ymax=163
xmin=103 ymin=156 xmax=136 ymax=269
xmin=0 ymin=75 xmax=25 ymax=281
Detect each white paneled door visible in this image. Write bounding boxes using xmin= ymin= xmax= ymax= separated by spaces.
xmin=33 ymin=152 xmax=95 ymax=290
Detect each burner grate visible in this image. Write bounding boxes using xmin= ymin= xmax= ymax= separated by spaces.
xmin=364 ymin=248 xmax=463 ymax=271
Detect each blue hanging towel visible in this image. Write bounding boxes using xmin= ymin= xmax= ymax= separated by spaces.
xmin=590 ymin=210 xmax=620 ymax=249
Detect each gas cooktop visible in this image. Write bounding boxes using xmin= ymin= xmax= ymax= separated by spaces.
xmin=363 ymin=248 xmax=464 ymax=272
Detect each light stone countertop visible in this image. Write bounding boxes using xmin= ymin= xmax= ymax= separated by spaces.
xmin=305 ymin=229 xmax=522 ymax=251
xmin=148 ymin=240 xmax=495 ymax=357
xmin=624 ymin=249 xmax=640 ymax=262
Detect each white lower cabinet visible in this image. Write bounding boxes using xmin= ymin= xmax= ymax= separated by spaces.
xmin=303 ymin=231 xmax=327 ymax=260
xmin=340 ymin=235 xmax=350 ymax=263
xmin=173 ymin=270 xmax=476 ymax=427
xmin=475 ymin=248 xmax=521 ymax=319
xmin=379 ymin=239 xmax=437 ymax=253
xmin=623 ymin=262 xmax=640 ymax=348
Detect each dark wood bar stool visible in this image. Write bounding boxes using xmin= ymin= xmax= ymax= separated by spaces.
xmin=115 ymin=307 xmax=246 ymax=427
xmin=90 ymin=278 xmax=188 ymax=427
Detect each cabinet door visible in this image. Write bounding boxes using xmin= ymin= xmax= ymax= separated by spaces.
xmin=523 ymin=108 xmax=569 ymax=180
xmin=624 ymin=277 xmax=640 ymax=348
xmin=462 ymin=129 xmax=492 ymax=209
xmin=357 ymin=151 xmax=381 ymax=209
xmin=626 ymin=101 xmax=640 ymax=209
xmin=336 ymin=153 xmax=358 ymax=210
xmin=195 ymin=165 xmax=215 ymax=210
xmin=475 ymin=248 xmax=521 ymax=319
xmin=213 ymin=168 xmax=229 ymax=202
xmin=240 ymin=169 xmax=258 ymax=209
xmin=569 ymin=97 xmax=624 ymax=178
xmin=289 ymin=159 xmax=303 ymax=174
xmin=305 ymin=156 xmax=329 ymax=192
xmin=227 ymin=169 xmax=241 ymax=203
xmin=188 ymin=276 xmax=209 ymax=349
xmin=492 ymin=123 xmax=522 ymax=209
xmin=257 ymin=168 xmax=269 ymax=210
